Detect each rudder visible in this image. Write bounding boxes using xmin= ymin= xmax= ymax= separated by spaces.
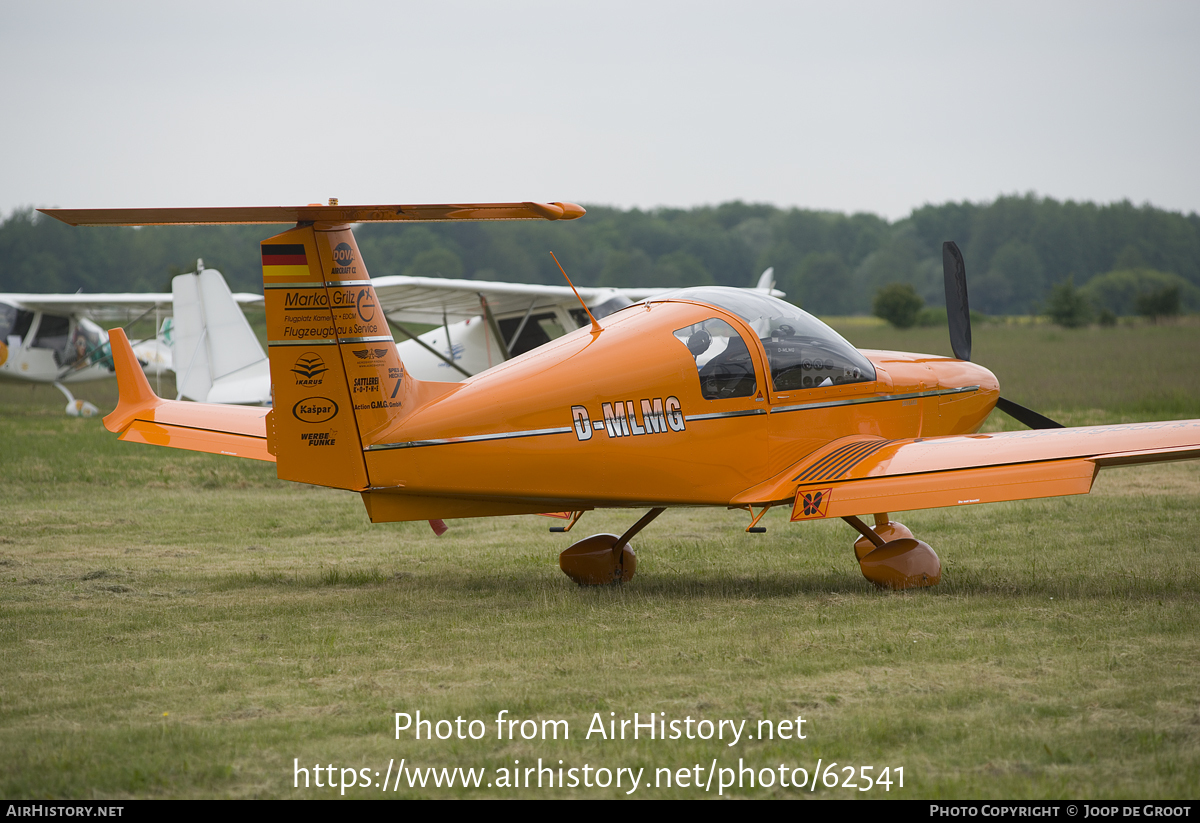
xmin=262 ymin=222 xmax=428 ymax=490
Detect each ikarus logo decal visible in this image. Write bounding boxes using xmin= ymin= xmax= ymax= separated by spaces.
xmin=570 ymin=396 xmax=685 ymax=441
xmin=291 ymin=352 xmax=327 ymax=385
xmin=292 ymin=396 xmax=338 ymax=423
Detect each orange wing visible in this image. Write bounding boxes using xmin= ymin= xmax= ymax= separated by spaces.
xmin=731 ymin=423 xmax=1200 ymax=519
xmin=39 ymin=202 xmax=585 ymax=226
xmin=103 ymin=330 xmax=274 ymax=462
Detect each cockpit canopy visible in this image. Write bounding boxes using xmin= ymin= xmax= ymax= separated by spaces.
xmin=651 ymin=287 xmax=876 ymax=396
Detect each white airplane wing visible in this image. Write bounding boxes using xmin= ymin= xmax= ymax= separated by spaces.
xmin=369 ymin=275 xmax=629 ymax=325
xmin=369 ymin=273 xmax=785 ymax=326
xmin=3 ymin=293 xmax=173 ymax=322
xmin=621 ymin=268 xmax=781 ymax=300
xmin=3 ymin=291 xmax=261 ymax=321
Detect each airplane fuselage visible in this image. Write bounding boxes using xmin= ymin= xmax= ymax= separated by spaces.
xmin=0 ymin=304 xmax=114 ymax=385
xmin=352 ymin=296 xmax=999 ymax=520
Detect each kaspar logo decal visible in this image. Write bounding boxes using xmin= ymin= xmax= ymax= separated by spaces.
xmin=292 ymin=396 xmax=339 ymax=423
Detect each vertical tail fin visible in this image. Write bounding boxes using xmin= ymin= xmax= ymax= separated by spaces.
xmin=263 ymin=222 xmax=429 ymax=490
xmin=173 ymin=268 xmax=268 ymax=403
xmin=170 ymin=272 xmax=212 ymax=401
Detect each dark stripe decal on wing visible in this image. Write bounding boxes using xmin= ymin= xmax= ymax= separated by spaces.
xmin=792 ymin=439 xmax=892 ymax=483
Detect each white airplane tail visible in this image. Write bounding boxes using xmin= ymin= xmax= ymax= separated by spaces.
xmin=172 ymin=269 xmax=270 ymax=404
xmin=755 ymin=267 xmax=776 ymax=292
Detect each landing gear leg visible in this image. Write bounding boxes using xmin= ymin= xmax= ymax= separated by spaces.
xmin=843 ymin=514 xmax=940 ymax=589
xmin=559 ymin=507 xmax=665 ymax=585
xmin=852 ymin=513 xmax=913 ymax=560
xmin=53 ymin=382 xmax=99 ymax=417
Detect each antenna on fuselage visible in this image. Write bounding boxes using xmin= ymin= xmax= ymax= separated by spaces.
xmin=550 ymin=251 xmax=602 ymax=334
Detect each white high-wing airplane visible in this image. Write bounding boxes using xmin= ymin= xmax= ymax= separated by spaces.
xmin=0 ymin=261 xmax=262 ymax=415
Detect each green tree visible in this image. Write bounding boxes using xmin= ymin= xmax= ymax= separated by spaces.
xmin=980 ymin=240 xmax=1045 ymax=314
xmin=1112 ymin=243 xmax=1146 ymax=270
xmin=873 ymin=283 xmax=924 ymax=329
xmin=1135 ymin=285 xmax=1181 ymax=322
xmin=404 ymin=247 xmax=464 ymax=280
xmin=1081 ymin=268 xmax=1199 ymax=315
xmin=597 ymin=248 xmax=655 ymax=288
xmin=855 ymin=229 xmax=928 ymax=309
xmin=652 ymin=251 xmax=713 ymax=289
xmin=793 ymin=251 xmax=852 ymax=315
xmin=1045 ymin=277 xmax=1093 ymax=328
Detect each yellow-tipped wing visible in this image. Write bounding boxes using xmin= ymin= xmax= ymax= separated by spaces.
xmin=39 ymin=202 xmax=585 ymax=226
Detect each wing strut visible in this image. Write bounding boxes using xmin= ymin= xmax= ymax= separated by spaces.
xmin=478 ymin=294 xmax=511 ymax=362
xmin=385 ymin=318 xmax=472 ymax=378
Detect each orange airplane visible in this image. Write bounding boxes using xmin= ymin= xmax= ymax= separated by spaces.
xmin=41 ymin=202 xmax=1200 ymax=589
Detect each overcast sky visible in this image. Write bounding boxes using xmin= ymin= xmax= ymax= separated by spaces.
xmin=2 ymin=1 xmax=1197 ymax=221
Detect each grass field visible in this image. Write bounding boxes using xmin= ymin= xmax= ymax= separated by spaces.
xmin=1 ymin=320 xmax=1198 ymax=799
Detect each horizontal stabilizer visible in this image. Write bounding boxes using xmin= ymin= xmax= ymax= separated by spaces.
xmin=39 ymin=202 xmax=585 ymax=226
xmin=103 ymin=329 xmax=273 ymax=461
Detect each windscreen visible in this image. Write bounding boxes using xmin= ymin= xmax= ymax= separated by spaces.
xmin=654 ymin=287 xmax=875 ymax=391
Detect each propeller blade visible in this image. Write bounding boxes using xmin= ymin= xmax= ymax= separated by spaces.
xmin=941 ymin=241 xmax=1062 ymax=430
xmin=942 ymin=241 xmax=972 ymax=362
xmin=995 ymin=396 xmax=1064 ymax=430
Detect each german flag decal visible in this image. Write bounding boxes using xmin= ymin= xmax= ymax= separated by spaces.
xmin=262 ymin=243 xmax=311 ymax=279
xmin=791 ymin=488 xmax=833 ymax=520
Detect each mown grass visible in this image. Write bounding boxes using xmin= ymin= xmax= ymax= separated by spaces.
xmin=0 ymin=322 xmax=1197 ymax=798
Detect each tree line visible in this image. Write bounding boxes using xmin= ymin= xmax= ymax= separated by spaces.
xmin=3 ymin=194 xmax=1198 ymax=316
